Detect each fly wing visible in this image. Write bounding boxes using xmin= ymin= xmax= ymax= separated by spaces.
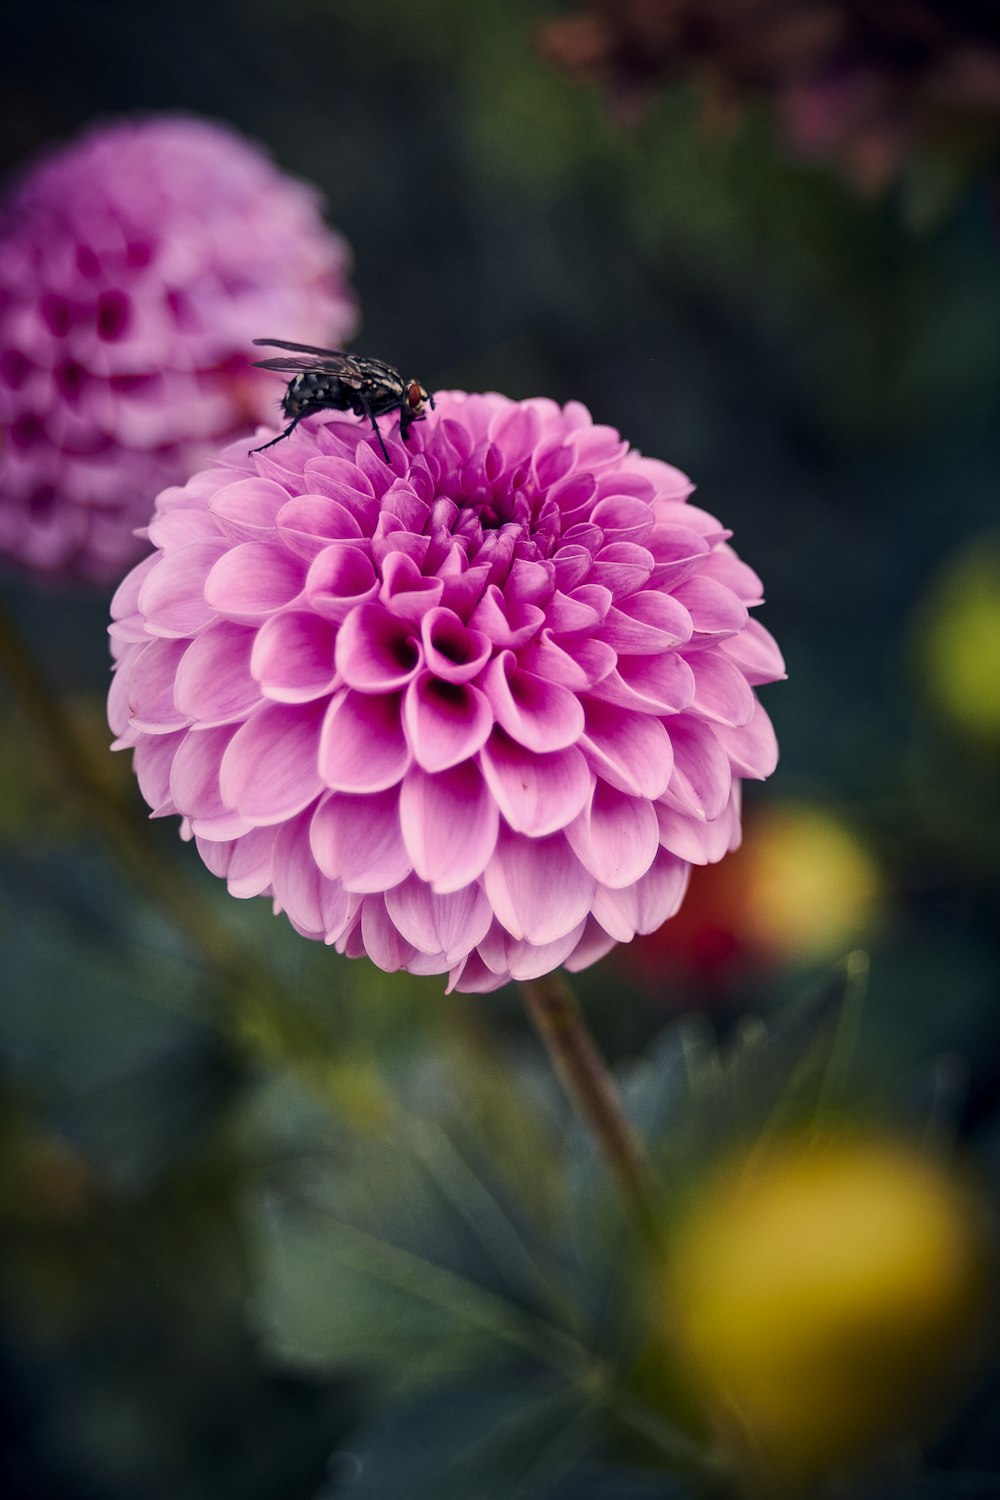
xmin=252 ymin=355 xmax=344 ymax=374
xmin=253 ymin=338 xmax=348 ymax=358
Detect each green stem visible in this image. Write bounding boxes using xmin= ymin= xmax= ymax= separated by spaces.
xmin=519 ymin=971 xmax=660 ymax=1245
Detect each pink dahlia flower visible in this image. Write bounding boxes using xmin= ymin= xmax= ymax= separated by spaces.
xmin=0 ymin=115 xmax=357 ymax=581
xmin=108 ymin=394 xmax=784 ymax=992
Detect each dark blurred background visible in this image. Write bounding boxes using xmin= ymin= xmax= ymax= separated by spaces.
xmin=2 ymin=3 xmax=1000 ymax=1496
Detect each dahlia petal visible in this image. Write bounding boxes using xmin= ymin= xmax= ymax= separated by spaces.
xmin=272 ymin=816 xmax=358 ymax=944
xmin=297 ymin=481 xmax=378 ymax=539
xmin=469 ymin=586 xmax=546 ymax=649
xmin=589 ymin=496 xmax=655 ymax=542
xmin=226 ymin=827 xmax=280 ymax=898
xmin=399 ymin=762 xmax=498 ymax=893
xmin=563 ymin=916 xmax=619 ymax=972
xmin=336 ymin=604 xmax=422 ymax=693
xmin=305 ymin=543 xmax=379 ymax=622
xmin=319 ymin=689 xmax=410 ymax=792
xmin=413 ymin=612 xmax=488 ymax=688
xmin=565 ymin=782 xmax=660 ymax=888
xmin=477 ymin=919 xmax=589 ymax=981
xmin=132 ymin=730 xmax=184 ymax=815
xmin=126 ymin=637 xmax=190 ymax=733
xmin=251 ymin=610 xmax=338 ymax=703
xmin=170 ymin=724 xmax=248 ymax=840
xmin=109 ymin=552 xmax=159 ymax=641
xmin=204 ymin=541 xmax=306 ymax=620
xmin=587 ymin=652 xmax=695 ymax=715
xmin=715 ymin=698 xmax=779 ymax=778
xmin=662 ymin=716 xmax=732 ymax=821
xmin=310 ymin=787 xmax=412 ymax=893
xmin=645 ymin=524 xmax=711 ymax=590
xmin=384 ymin=876 xmax=493 ymax=962
xmin=219 ymin=700 xmax=326 ymax=824
xmin=208 ymin=478 xmax=290 ymax=541
xmin=107 ymin=662 xmax=131 ymax=740
xmin=591 ymin=884 xmax=639 ymax=943
xmin=488 ymin=402 xmax=542 ymax=460
xmin=270 ymin=810 xmax=328 ymax=936
xmin=479 ymin=731 xmax=592 ymax=836
xmin=404 ymin=673 xmax=493 ymax=773
xmin=360 ymin=894 xmax=423 ymax=972
xmin=137 ymin=540 xmax=226 ymax=637
xmin=380 ymin=550 xmax=445 ymax=623
xmin=552 ymin=544 xmax=594 ymax=592
xmin=516 ymin=632 xmax=617 ymax=692
xmin=484 ymin=651 xmax=585 ymax=753
xmin=174 ymin=621 xmax=260 ymax=725
xmin=601 ymin=592 xmax=693 ymax=654
xmin=301 ymin=455 xmax=377 ymax=513
xmin=380 ymin=479 xmax=430 ymax=532
xmin=145 ymin=506 xmax=223 ymax=552
xmin=505 ymin=559 xmax=555 ymax=608
xmin=484 ymin=829 xmax=596 ymax=944
xmin=546 ymin=588 xmax=606 ymax=633
xmin=446 ymin=949 xmax=510 ymax=994
xmin=673 ymin=576 xmax=748 ymax=641
xmin=688 ymin=651 xmax=755 ymax=727
xmin=579 ymin=698 xmax=673 ymax=798
xmin=656 ymin=789 xmax=743 ymax=865
xmin=720 ymin=617 xmax=786 ymax=685
xmin=623 ymin=455 xmax=693 ymax=502
xmin=634 ymin=850 xmax=691 ymax=933
xmin=700 ymin=545 xmax=764 ymax=605
xmin=587 ymin=541 xmax=655 ymax=599
xmin=277 ymin=496 xmax=365 ymax=559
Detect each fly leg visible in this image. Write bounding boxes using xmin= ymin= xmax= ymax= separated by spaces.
xmin=250 ymin=413 xmax=306 ymax=455
xmin=358 ymin=396 xmax=391 ymax=464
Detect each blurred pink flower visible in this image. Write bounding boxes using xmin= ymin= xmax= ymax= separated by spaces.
xmin=0 ymin=115 xmax=357 ymax=582
xmin=108 ymin=393 xmax=783 ymax=992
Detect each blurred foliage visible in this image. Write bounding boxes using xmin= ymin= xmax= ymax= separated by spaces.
xmin=2 ymin=0 xmax=1000 ymax=1496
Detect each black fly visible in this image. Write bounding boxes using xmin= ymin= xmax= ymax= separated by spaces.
xmin=249 ymin=339 xmax=434 ymax=464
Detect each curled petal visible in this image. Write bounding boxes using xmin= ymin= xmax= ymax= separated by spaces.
xmin=420 ymin=607 xmax=492 ymax=683
xmin=404 ymin=673 xmax=493 ymax=773
xmin=336 ymin=604 xmax=422 ymax=693
xmin=305 ymin=543 xmax=379 ymax=622
xmin=484 ymin=651 xmax=584 ymax=753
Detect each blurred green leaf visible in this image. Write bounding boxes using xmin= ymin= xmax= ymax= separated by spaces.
xmin=243 ymin=1069 xmax=589 ymax=1398
xmin=320 ymin=1372 xmax=595 ymax=1500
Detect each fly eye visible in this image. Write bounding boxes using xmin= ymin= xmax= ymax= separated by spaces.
xmin=407 ymin=382 xmax=425 ymax=409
